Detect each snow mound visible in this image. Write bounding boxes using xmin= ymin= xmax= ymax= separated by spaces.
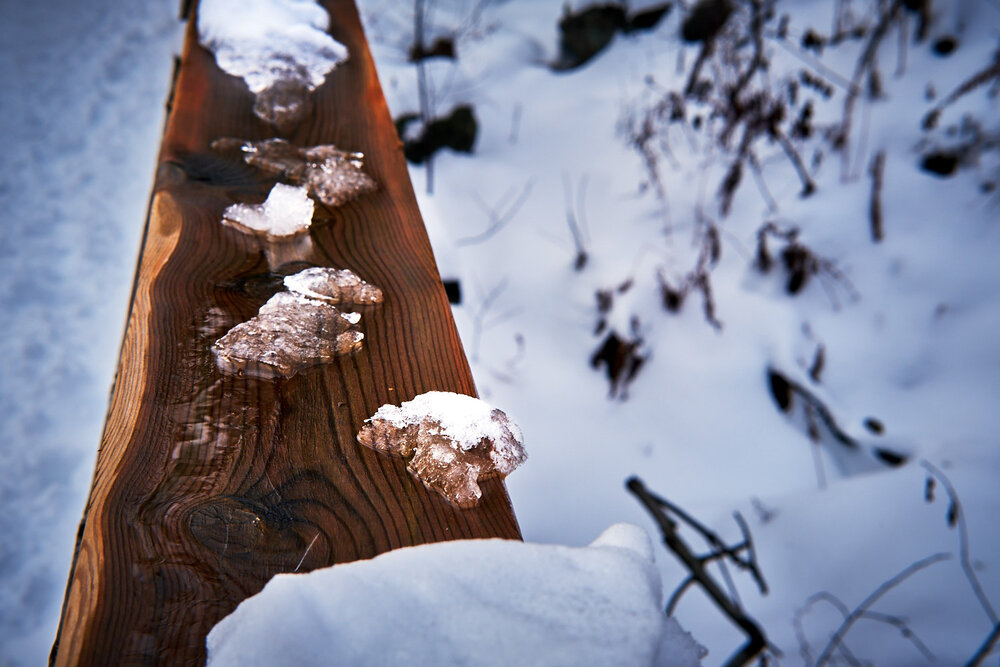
xmin=206 ymin=524 xmax=705 ymax=667
xmin=357 ymin=392 xmax=527 ymax=506
xmin=197 ymin=0 xmax=348 ymax=126
xmin=197 ymin=0 xmax=346 ymax=94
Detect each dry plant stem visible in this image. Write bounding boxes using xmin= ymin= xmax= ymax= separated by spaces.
xmin=414 ymin=0 xmax=435 ymax=194
xmin=457 ymin=179 xmax=534 ymax=246
xmin=770 ymin=36 xmax=855 ymax=92
xmin=923 ymin=55 xmax=1000 ymax=129
xmin=840 ymin=0 xmax=903 ymax=176
xmin=684 ymin=40 xmax=714 ymax=97
xmin=921 ymin=460 xmax=999 ymax=625
xmin=967 ymin=623 xmax=1000 ymax=667
xmin=633 ymin=115 xmax=672 ymax=233
xmin=813 ymin=552 xmax=951 ymax=667
xmin=469 ymin=278 xmax=511 ymax=364
xmin=627 ymin=477 xmax=770 ymax=667
xmin=795 ymin=591 xmax=936 ymax=664
xmin=774 ymin=128 xmax=817 ymax=196
xmin=895 ymin=11 xmax=907 ymax=77
xmin=562 ymin=173 xmax=590 ymax=270
xmin=731 ymin=0 xmax=766 ymax=99
xmin=869 ymin=150 xmax=886 ymax=241
xmin=747 ymin=151 xmax=779 ymax=212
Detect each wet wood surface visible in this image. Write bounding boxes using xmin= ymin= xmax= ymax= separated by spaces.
xmin=52 ymin=2 xmax=521 ymax=664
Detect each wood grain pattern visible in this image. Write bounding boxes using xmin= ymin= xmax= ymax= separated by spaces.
xmin=52 ymin=2 xmax=521 ymax=664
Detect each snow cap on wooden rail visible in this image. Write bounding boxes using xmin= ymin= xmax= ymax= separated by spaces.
xmin=197 ymin=0 xmax=349 ymax=128
xmin=358 ymin=392 xmax=526 ymax=507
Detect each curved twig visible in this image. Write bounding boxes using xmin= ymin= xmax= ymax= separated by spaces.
xmin=814 ymin=552 xmax=951 ymax=667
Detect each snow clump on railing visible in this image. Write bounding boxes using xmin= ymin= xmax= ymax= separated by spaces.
xmin=358 ymin=391 xmax=526 ymax=507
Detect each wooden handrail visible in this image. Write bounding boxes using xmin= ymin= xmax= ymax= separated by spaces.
xmin=51 ymin=2 xmax=520 ymax=664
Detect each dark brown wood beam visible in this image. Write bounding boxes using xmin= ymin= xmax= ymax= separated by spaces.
xmin=52 ymin=2 xmax=520 ymax=664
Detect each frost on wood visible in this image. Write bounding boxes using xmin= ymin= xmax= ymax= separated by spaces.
xmin=357 ymin=391 xmax=526 ymax=507
xmin=197 ymin=0 xmax=348 ymax=127
xmin=222 ymin=183 xmax=314 ymax=240
xmin=213 ymin=138 xmax=377 ymax=208
xmin=213 ymin=268 xmax=382 ymax=379
xmin=283 ymin=267 xmax=383 ymax=305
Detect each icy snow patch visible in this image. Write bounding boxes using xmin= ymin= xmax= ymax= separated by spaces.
xmin=213 ymin=267 xmax=382 ymax=378
xmin=213 ymin=137 xmax=378 ymax=208
xmin=222 ymin=183 xmax=314 ymax=240
xmin=197 ymin=0 xmax=348 ymax=125
xmin=206 ymin=523 xmax=705 ymax=667
xmin=284 ymin=267 xmax=384 ymax=305
xmin=213 ymin=291 xmax=364 ymax=379
xmin=197 ymin=0 xmax=346 ymax=92
xmin=357 ymin=391 xmax=526 ymax=506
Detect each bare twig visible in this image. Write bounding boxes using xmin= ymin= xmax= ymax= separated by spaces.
xmin=685 ymin=40 xmax=715 ymax=98
xmin=294 ymin=533 xmax=321 ymax=573
xmin=921 ymin=460 xmax=999 ymax=625
xmin=967 ymin=623 xmax=1000 ymax=667
xmin=627 ymin=477 xmax=772 ymax=666
xmin=414 ymin=0 xmax=435 ymax=193
xmin=796 ymin=591 xmax=937 ymax=665
xmin=731 ymin=0 xmax=767 ymax=100
xmin=666 ymin=577 xmax=697 ymax=616
xmin=457 ymin=179 xmax=534 ymax=246
xmin=923 ymin=52 xmax=1000 ymax=130
xmin=563 ymin=174 xmax=590 ymax=270
xmin=869 ymin=150 xmax=886 ymax=242
xmin=839 ymin=0 xmax=903 ymax=173
xmin=747 ymin=150 xmax=779 ymax=213
xmin=469 ymin=278 xmax=511 ymax=363
xmin=769 ymin=36 xmax=856 ymax=93
xmin=814 ymin=552 xmax=951 ymax=667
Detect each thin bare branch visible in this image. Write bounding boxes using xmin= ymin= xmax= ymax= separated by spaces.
xmin=627 ymin=477 xmax=772 ymax=667
xmin=869 ymin=150 xmax=886 ymax=242
xmin=967 ymin=623 xmax=1000 ymax=667
xmin=921 ymin=460 xmax=999 ymax=625
xmin=814 ymin=552 xmax=951 ymax=667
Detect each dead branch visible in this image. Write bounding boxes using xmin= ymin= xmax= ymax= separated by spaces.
xmin=562 ymin=174 xmax=590 ymax=270
xmin=468 ymin=278 xmax=514 ymax=363
xmin=730 ymin=0 xmax=767 ymax=101
xmin=923 ymin=51 xmax=1000 ymax=130
xmin=756 ymin=223 xmax=859 ymax=306
xmin=868 ymin=150 xmax=886 ymax=242
xmin=967 ymin=623 xmax=1000 ymax=667
xmin=839 ymin=0 xmax=904 ymax=169
xmin=774 ymin=126 xmax=817 ymax=196
xmin=747 ymin=150 xmax=780 ymax=212
xmin=813 ymin=552 xmax=951 ymax=667
xmin=685 ymin=39 xmax=716 ymax=97
xmin=414 ymin=0 xmax=435 ymax=194
xmin=627 ymin=477 xmax=772 ymax=666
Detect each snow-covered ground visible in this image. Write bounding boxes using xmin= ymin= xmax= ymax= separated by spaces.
xmin=0 ymin=1 xmax=182 ymax=663
xmin=2 ymin=0 xmax=999 ymax=664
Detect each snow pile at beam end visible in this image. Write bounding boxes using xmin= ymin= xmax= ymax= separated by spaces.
xmin=206 ymin=523 xmax=706 ymax=666
xmin=197 ymin=0 xmax=347 ymax=94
